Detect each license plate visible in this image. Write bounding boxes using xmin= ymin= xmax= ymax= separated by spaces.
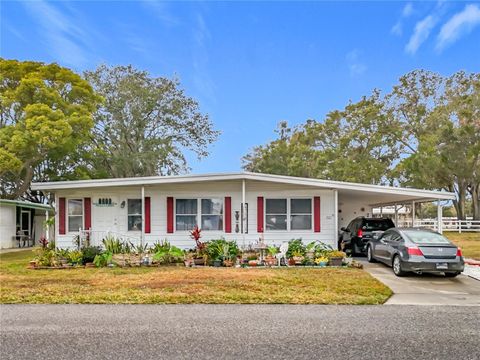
xmin=436 ymin=263 xmax=448 ymax=270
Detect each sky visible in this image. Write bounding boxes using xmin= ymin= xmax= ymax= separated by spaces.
xmin=1 ymin=0 xmax=480 ymax=174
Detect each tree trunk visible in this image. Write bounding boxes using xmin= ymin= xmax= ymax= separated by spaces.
xmin=452 ymin=180 xmax=467 ymax=220
xmin=470 ymin=182 xmax=480 ymax=221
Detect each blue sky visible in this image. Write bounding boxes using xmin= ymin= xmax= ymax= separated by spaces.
xmin=1 ymin=1 xmax=480 ymax=173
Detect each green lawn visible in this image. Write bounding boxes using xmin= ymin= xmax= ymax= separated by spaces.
xmin=444 ymin=232 xmax=480 ymax=260
xmin=0 ymin=250 xmax=392 ymax=305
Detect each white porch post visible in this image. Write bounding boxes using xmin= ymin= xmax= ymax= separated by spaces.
xmin=141 ymin=186 xmax=145 ymax=247
xmin=334 ymin=190 xmax=339 ymax=249
xmin=380 ymin=206 xmax=383 ymax=217
xmin=412 ymin=201 xmax=416 ymax=227
xmin=394 ymin=203 xmax=398 ymax=226
xmin=437 ymin=201 xmax=443 ymax=234
xmin=45 ymin=210 xmax=49 ymax=241
xmin=242 ymin=179 xmax=246 ymax=247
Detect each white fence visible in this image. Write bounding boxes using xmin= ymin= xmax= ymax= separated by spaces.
xmin=396 ymin=219 xmax=480 ymax=233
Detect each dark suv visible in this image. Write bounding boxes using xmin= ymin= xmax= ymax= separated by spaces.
xmin=339 ymin=217 xmax=395 ymax=255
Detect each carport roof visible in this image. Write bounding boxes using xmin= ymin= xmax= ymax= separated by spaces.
xmin=31 ymin=172 xmax=455 ymax=203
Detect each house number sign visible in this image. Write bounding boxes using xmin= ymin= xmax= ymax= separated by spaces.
xmin=94 ymin=198 xmax=117 ymax=207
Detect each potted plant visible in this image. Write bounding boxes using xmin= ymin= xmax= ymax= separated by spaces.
xmin=292 ymin=250 xmax=304 ymax=265
xmin=265 ymin=246 xmax=278 ymax=267
xmin=286 ymin=239 xmax=306 ymax=266
xmin=213 ymin=258 xmax=223 ymax=267
xmin=327 ymin=250 xmax=346 ymax=266
xmin=314 ymin=256 xmax=329 ymax=267
xmin=247 ymin=255 xmax=258 ymax=267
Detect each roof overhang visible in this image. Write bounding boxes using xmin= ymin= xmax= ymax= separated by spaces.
xmin=30 ymin=171 xmax=455 ymax=202
xmin=0 ymin=199 xmax=54 ymax=212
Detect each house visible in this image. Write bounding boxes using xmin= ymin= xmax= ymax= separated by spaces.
xmin=0 ymin=199 xmax=54 ymax=249
xmin=30 ymin=172 xmax=456 ymax=249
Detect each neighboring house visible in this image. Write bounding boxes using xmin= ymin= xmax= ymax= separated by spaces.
xmin=30 ymin=172 xmax=455 ymax=249
xmin=0 ymin=199 xmax=53 ymax=249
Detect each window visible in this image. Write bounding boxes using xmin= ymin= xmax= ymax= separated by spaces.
xmin=290 ymin=199 xmax=312 ymax=230
xmin=265 ymin=198 xmax=313 ymax=231
xmin=266 ymin=199 xmax=287 ymax=231
xmin=176 ymin=199 xmax=197 ymax=231
xmin=128 ymin=199 xmax=142 ymax=231
xmin=201 ymin=198 xmax=223 ymax=231
xmin=68 ymin=199 xmax=83 ymax=232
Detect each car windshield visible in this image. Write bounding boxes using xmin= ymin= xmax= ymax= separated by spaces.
xmin=404 ymin=231 xmax=451 ymax=245
xmin=363 ymin=219 xmax=394 ymax=231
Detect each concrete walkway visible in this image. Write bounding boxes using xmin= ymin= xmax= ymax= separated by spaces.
xmin=358 ymin=258 xmax=480 ymax=306
xmin=0 ymin=247 xmax=34 ymax=254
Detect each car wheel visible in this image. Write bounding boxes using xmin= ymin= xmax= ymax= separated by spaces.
xmin=444 ymin=272 xmax=460 ymax=278
xmin=367 ymin=245 xmax=376 ymax=263
xmin=392 ymin=255 xmax=407 ymax=277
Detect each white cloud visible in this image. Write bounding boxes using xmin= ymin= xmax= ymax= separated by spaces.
xmin=436 ymin=4 xmax=480 ymax=51
xmin=403 ymin=3 xmax=414 ymax=17
xmin=21 ymin=0 xmax=91 ymax=67
xmin=405 ymin=15 xmax=437 ymax=54
xmin=391 ymin=2 xmax=414 ymax=36
xmin=346 ymin=49 xmax=367 ymax=76
xmin=141 ymin=0 xmax=179 ymax=26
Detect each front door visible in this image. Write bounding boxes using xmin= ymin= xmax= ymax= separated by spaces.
xmin=20 ymin=210 xmax=31 ymax=237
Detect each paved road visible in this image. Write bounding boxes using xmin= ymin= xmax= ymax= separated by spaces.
xmin=357 ymin=258 xmax=480 ymax=306
xmin=1 ymin=305 xmax=479 ymax=360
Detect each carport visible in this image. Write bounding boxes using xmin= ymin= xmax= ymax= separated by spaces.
xmin=335 ymin=183 xmax=456 ymax=236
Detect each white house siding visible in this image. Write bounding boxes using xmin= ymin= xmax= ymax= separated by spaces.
xmin=337 ymin=196 xmax=374 ymax=229
xmin=54 ymin=180 xmax=336 ymax=249
xmin=0 ymin=204 xmax=16 ymax=249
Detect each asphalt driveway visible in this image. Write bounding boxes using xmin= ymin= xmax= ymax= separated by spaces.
xmin=358 ymin=258 xmax=480 ymax=305
xmin=1 ymin=304 xmax=479 ymax=360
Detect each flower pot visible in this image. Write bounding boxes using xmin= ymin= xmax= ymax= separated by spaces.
xmin=28 ymin=261 xmax=37 ymax=269
xmin=194 ymin=257 xmax=206 ymax=266
xmin=248 ymin=260 xmax=258 ymax=267
xmin=213 ymin=260 xmax=222 ymax=267
xmin=288 ymin=258 xmax=296 ymax=266
xmin=223 ymin=259 xmax=234 ymax=267
xmin=319 ymin=261 xmax=328 ymax=267
xmin=293 ymin=256 xmax=304 ymax=265
xmin=265 ymin=256 xmax=276 ymax=267
xmin=184 ymin=260 xmax=192 ymax=267
xmin=329 ymin=257 xmax=343 ymax=267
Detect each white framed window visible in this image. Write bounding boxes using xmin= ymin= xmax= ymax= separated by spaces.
xmin=175 ymin=198 xmax=224 ymax=231
xmin=201 ymin=198 xmax=223 ymax=231
xmin=128 ymin=199 xmax=142 ymax=231
xmin=176 ymin=199 xmax=197 ymax=231
xmin=265 ymin=198 xmax=312 ymax=231
xmin=67 ymin=198 xmax=83 ymax=233
xmin=290 ymin=198 xmax=312 ymax=230
xmin=265 ymin=199 xmax=287 ymax=231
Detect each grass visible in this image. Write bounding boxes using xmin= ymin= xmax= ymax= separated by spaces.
xmin=0 ymin=250 xmax=392 ymax=305
xmin=444 ymin=232 xmax=480 ymax=260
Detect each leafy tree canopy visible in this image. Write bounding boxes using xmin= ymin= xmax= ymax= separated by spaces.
xmin=0 ymin=59 xmax=101 ymax=200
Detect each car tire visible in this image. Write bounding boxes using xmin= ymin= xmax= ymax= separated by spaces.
xmin=444 ymin=272 xmax=460 ymax=278
xmin=367 ymin=245 xmax=376 ymax=263
xmin=392 ymin=255 xmax=407 ymax=277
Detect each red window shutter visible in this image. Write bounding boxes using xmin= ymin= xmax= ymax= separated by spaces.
xmin=257 ymin=196 xmax=264 ymax=233
xmin=145 ymin=197 xmax=151 ymax=234
xmin=59 ymin=197 xmax=66 ymax=235
xmin=314 ymin=196 xmax=321 ymax=232
xmin=84 ymin=197 xmax=91 ymax=230
xmin=167 ymin=197 xmax=174 ymax=233
xmin=225 ymin=197 xmax=232 ymax=233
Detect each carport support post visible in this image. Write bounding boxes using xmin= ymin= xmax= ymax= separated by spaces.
xmin=411 ymin=201 xmax=416 ymax=227
xmin=45 ymin=210 xmax=49 ymax=241
xmin=334 ymin=190 xmax=338 ymax=249
xmin=242 ymin=179 xmax=246 ymax=247
xmin=394 ymin=203 xmax=398 ymax=226
xmin=437 ymin=201 xmax=443 ymax=234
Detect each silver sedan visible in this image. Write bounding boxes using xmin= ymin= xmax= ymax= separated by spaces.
xmin=367 ymin=228 xmax=464 ymax=277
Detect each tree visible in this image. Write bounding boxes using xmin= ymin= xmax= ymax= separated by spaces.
xmin=391 ymin=71 xmax=480 ymax=220
xmin=0 ymin=59 xmax=100 ymax=201
xmin=84 ymin=65 xmax=219 ymax=178
xmin=243 ymin=91 xmax=399 ymax=184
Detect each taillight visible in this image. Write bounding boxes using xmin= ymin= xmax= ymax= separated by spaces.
xmin=357 ymin=229 xmax=363 ymax=237
xmin=456 ymin=248 xmax=462 ymax=257
xmin=407 ymin=247 xmax=424 ymax=256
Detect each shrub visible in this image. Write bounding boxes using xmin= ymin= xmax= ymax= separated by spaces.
xmin=286 ymin=239 xmax=306 ymax=258
xmin=207 ymin=239 xmax=239 ymax=261
xmin=81 ymin=246 xmax=103 ymax=264
xmin=152 ymin=240 xmax=184 ymax=264
xmin=67 ymin=250 xmax=83 ymax=265
xmin=102 ymin=236 xmax=123 ymax=254
xmin=93 ymin=252 xmax=112 ymax=267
